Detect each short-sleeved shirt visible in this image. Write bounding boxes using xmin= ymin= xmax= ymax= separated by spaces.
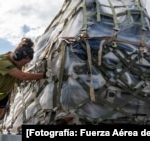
xmin=0 ymin=53 xmax=17 ymax=101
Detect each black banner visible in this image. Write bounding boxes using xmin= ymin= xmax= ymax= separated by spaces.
xmin=22 ymin=124 xmax=150 ymax=140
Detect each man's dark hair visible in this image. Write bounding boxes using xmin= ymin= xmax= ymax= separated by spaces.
xmin=13 ymin=37 xmax=34 ymax=61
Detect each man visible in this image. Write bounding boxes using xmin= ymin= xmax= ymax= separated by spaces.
xmin=0 ymin=37 xmax=46 ymax=119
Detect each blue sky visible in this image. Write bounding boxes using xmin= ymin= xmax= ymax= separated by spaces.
xmin=0 ymin=0 xmax=64 ymax=54
xmin=0 ymin=38 xmax=13 ymax=54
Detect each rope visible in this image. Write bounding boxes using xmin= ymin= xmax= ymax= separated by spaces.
xmin=80 ymin=39 xmax=150 ymax=121
xmin=45 ymin=1 xmax=82 ymax=60
xmin=44 ymin=0 xmax=71 ymax=33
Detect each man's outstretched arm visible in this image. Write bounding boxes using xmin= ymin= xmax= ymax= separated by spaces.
xmin=8 ymin=68 xmax=45 ymax=80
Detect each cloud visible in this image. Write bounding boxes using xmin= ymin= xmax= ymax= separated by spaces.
xmin=0 ymin=0 xmax=64 ymax=53
xmin=22 ymin=25 xmax=31 ymax=34
xmin=0 ymin=0 xmax=150 ymax=54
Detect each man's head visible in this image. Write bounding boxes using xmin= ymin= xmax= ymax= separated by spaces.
xmin=12 ymin=37 xmax=34 ymax=65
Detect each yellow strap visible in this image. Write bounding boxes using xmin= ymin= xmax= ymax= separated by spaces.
xmin=85 ymin=40 xmax=96 ymax=102
xmin=98 ymin=40 xmax=106 ymax=66
xmin=58 ymin=42 xmax=67 ymax=106
xmin=108 ymin=0 xmax=119 ymax=31
xmin=135 ymin=0 xmax=147 ymax=51
xmin=120 ymin=0 xmax=133 ymax=23
xmin=82 ymin=0 xmax=88 ymax=31
xmin=89 ymin=84 xmax=95 ymax=102
xmin=95 ymin=0 xmax=101 ymax=22
xmin=136 ymin=0 xmax=146 ymax=30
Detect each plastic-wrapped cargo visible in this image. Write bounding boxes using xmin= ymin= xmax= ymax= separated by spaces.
xmin=2 ymin=0 xmax=150 ymax=134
